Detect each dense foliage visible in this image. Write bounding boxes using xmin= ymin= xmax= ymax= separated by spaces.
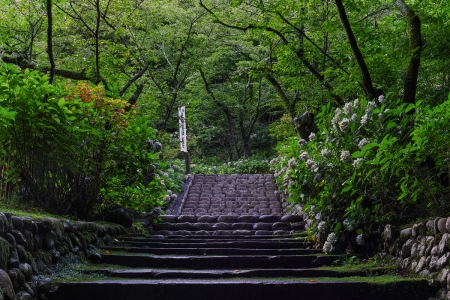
xmin=0 ymin=63 xmax=183 ymax=219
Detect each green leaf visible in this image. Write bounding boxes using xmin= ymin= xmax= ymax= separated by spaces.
xmin=58 ymin=98 xmax=66 ymax=107
xmin=334 ymin=222 xmax=341 ymax=233
xmin=356 ymin=229 xmax=363 ymax=234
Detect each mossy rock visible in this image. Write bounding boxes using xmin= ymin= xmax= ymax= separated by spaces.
xmin=22 ymin=230 xmax=34 ymax=252
xmin=33 ymin=250 xmax=52 ymax=266
xmin=15 ymin=245 xmax=34 ymax=265
xmin=0 ymin=237 xmax=10 ymax=269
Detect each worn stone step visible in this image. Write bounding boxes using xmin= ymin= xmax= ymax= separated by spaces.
xmin=87 ymin=268 xmax=366 ymax=279
xmin=49 ymin=278 xmax=432 ymax=300
xmin=153 ymin=222 xmax=302 ymax=231
xmin=119 ymin=236 xmax=308 ymax=243
xmin=159 ymin=215 xmax=303 ymax=223
xmin=151 ymin=229 xmax=300 ymax=236
xmin=121 ymin=234 xmax=307 ymax=240
xmin=113 ymin=240 xmax=310 ymax=249
xmin=101 ymin=254 xmax=341 ymax=269
xmin=105 ymin=247 xmax=320 ymax=256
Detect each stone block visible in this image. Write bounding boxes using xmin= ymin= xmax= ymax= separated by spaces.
xmin=237 ymin=216 xmax=259 ymax=223
xmin=281 ymin=215 xmax=304 ymax=223
xmin=174 ymin=223 xmax=194 ymax=231
xmin=212 ymin=223 xmax=232 ymax=230
xmin=217 ymin=216 xmax=238 ymax=223
xmin=197 ymin=216 xmax=217 ymax=223
xmin=177 ymin=215 xmax=197 ymax=223
xmin=193 ymin=223 xmax=212 ymax=231
xmin=231 ymin=223 xmax=254 ymax=230
xmin=259 ymin=215 xmax=279 ymax=223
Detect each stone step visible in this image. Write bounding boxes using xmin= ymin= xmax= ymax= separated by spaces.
xmin=87 ymin=268 xmax=366 ymax=279
xmin=120 ymin=235 xmax=308 ymax=241
xmin=158 ymin=215 xmax=303 ymax=223
xmin=153 ymin=222 xmax=305 ymax=231
xmin=113 ymin=240 xmax=310 ymax=249
xmin=49 ymin=278 xmax=432 ymax=300
xmin=104 ymin=246 xmax=320 ymax=255
xmin=100 ymin=254 xmax=341 ymax=269
xmin=151 ymin=230 xmax=301 ymax=236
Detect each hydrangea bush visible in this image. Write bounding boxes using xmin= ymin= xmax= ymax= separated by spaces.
xmin=271 ymin=94 xmax=450 ymax=252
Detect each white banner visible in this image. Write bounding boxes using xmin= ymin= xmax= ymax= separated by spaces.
xmin=178 ymin=106 xmax=187 ymax=152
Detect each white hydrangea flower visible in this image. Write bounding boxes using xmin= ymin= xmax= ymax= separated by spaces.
xmin=340 ymin=150 xmax=352 ymax=163
xmin=288 ymin=158 xmax=298 ymax=168
xmin=163 ymin=194 xmax=171 ymax=202
xmin=353 ymin=158 xmax=363 ymax=169
xmin=309 ymin=132 xmax=316 ymax=142
xmin=378 ymin=95 xmax=385 ymax=103
xmin=343 ymin=219 xmax=353 ymax=230
xmin=351 ymin=113 xmax=358 ymax=122
xmin=360 ymin=114 xmax=368 ymax=125
xmin=344 ymin=102 xmax=353 ymax=115
xmin=356 ymin=234 xmax=365 ymax=245
xmin=339 ymin=118 xmax=350 ymax=132
xmin=299 ymin=151 xmax=308 ymax=161
xmin=327 ymin=232 xmax=338 ymax=244
xmin=358 ymin=138 xmax=369 ymax=150
xmin=298 ymin=139 xmax=308 ymax=147
xmin=321 ymin=148 xmax=330 ymax=158
xmin=353 ymin=98 xmax=360 ymax=109
xmin=317 ymin=221 xmax=326 ymax=232
xmin=323 ymin=241 xmax=333 ymax=254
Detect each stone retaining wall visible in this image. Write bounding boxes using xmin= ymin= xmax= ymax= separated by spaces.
xmin=382 ymin=218 xmax=450 ymax=299
xmin=0 ymin=212 xmax=140 ymax=300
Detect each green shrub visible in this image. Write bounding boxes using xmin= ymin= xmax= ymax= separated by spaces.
xmin=271 ymin=94 xmax=450 ymax=245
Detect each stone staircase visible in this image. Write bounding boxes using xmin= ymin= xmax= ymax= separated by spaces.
xmin=48 ymin=174 xmax=433 ymax=300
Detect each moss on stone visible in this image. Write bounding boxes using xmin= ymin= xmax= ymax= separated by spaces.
xmin=34 ymin=249 xmax=52 ymax=265
xmin=0 ymin=236 xmax=11 ymax=269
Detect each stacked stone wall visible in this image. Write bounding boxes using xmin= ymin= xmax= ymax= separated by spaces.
xmin=382 ymin=218 xmax=450 ymax=299
xmin=0 ymin=212 xmax=140 ymax=300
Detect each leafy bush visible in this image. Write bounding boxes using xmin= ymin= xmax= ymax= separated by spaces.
xmin=0 ymin=63 xmax=184 ymax=218
xmin=271 ymin=94 xmax=450 ymax=248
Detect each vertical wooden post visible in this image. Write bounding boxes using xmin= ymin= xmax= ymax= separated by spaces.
xmin=185 ymin=151 xmax=191 ymax=174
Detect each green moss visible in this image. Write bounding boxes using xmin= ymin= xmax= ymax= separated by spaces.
xmin=0 ymin=237 xmax=11 ymax=269
xmin=34 ymin=250 xmax=52 ymax=265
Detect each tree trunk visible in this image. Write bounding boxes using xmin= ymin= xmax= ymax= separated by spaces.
xmin=393 ymin=0 xmax=423 ymax=104
xmin=46 ymin=0 xmax=55 ymax=84
xmin=335 ymin=0 xmax=377 ymax=99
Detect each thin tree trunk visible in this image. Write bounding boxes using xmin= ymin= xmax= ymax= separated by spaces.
xmin=393 ymin=0 xmax=423 ymax=104
xmin=46 ymin=0 xmax=55 ymax=84
xmin=335 ymin=0 xmax=376 ymax=99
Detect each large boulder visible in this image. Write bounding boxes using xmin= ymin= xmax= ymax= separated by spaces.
xmin=0 ymin=269 xmax=14 ymax=299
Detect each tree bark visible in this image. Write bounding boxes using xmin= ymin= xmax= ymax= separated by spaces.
xmin=393 ymin=0 xmax=423 ymax=104
xmin=46 ymin=0 xmax=55 ymax=84
xmin=335 ymin=0 xmax=377 ymax=99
